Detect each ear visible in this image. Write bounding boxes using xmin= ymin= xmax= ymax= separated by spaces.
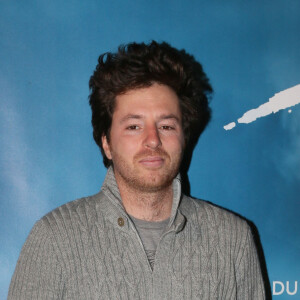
xmin=102 ymin=135 xmax=112 ymax=160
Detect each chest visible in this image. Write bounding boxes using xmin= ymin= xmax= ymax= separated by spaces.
xmin=60 ymin=221 xmax=237 ymax=299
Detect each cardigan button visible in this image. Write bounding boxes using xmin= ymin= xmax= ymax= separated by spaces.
xmin=117 ymin=217 xmax=125 ymax=227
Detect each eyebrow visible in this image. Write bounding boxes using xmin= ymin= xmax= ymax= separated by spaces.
xmin=119 ymin=114 xmax=180 ymax=124
xmin=159 ymin=114 xmax=180 ymax=122
xmin=119 ymin=114 xmax=143 ymax=124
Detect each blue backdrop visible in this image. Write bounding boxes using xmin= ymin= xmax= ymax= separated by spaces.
xmin=1 ymin=1 xmax=299 ymax=299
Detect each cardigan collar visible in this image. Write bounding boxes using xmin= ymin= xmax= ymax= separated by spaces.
xmin=101 ymin=166 xmax=185 ymax=232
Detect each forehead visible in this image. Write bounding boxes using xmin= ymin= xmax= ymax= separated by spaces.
xmin=113 ymin=83 xmax=181 ymax=118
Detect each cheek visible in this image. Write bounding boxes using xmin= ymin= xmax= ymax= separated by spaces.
xmin=110 ymin=134 xmax=139 ymax=156
xmin=164 ymin=136 xmax=184 ymax=154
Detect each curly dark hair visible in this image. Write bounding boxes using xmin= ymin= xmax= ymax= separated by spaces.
xmin=89 ymin=41 xmax=212 ymax=168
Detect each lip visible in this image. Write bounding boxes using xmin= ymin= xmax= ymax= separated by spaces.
xmin=139 ymin=156 xmax=164 ymax=168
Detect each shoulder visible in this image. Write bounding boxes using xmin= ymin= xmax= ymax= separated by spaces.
xmin=179 ymin=196 xmax=258 ymax=261
xmin=180 ymin=195 xmax=250 ymax=237
xmin=36 ymin=191 xmax=107 ymax=235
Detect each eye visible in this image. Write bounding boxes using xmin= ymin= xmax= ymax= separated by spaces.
xmin=160 ymin=125 xmax=175 ymax=130
xmin=126 ymin=125 xmax=140 ymax=130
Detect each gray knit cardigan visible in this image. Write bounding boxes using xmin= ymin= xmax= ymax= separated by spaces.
xmin=8 ymin=168 xmax=266 ymax=299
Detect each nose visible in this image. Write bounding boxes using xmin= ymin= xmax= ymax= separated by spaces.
xmin=143 ymin=125 xmax=162 ymax=149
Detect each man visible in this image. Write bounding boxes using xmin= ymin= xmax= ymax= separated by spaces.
xmin=9 ymin=41 xmax=266 ymax=299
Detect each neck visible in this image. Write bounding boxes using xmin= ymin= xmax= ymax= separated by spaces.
xmin=115 ymin=174 xmax=173 ymax=222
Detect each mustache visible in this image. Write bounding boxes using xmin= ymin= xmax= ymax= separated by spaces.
xmin=134 ymin=148 xmax=169 ymax=161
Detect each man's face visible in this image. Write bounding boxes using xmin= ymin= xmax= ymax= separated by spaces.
xmin=102 ymin=83 xmax=185 ymax=192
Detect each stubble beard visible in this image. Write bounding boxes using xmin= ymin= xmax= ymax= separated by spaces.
xmin=112 ymin=149 xmax=182 ymax=193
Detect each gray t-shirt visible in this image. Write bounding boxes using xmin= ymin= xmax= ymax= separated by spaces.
xmin=129 ymin=215 xmax=169 ymax=269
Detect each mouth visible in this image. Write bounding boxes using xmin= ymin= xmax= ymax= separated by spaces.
xmin=138 ymin=156 xmax=165 ymax=168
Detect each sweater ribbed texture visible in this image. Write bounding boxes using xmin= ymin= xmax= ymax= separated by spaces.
xmin=8 ymin=168 xmax=265 ymax=299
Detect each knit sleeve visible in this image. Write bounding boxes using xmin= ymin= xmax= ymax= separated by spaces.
xmin=8 ymin=220 xmax=65 ymax=300
xmin=236 ymin=225 xmax=266 ymax=299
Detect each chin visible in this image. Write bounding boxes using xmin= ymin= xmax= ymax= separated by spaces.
xmin=130 ymin=172 xmax=175 ymax=192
